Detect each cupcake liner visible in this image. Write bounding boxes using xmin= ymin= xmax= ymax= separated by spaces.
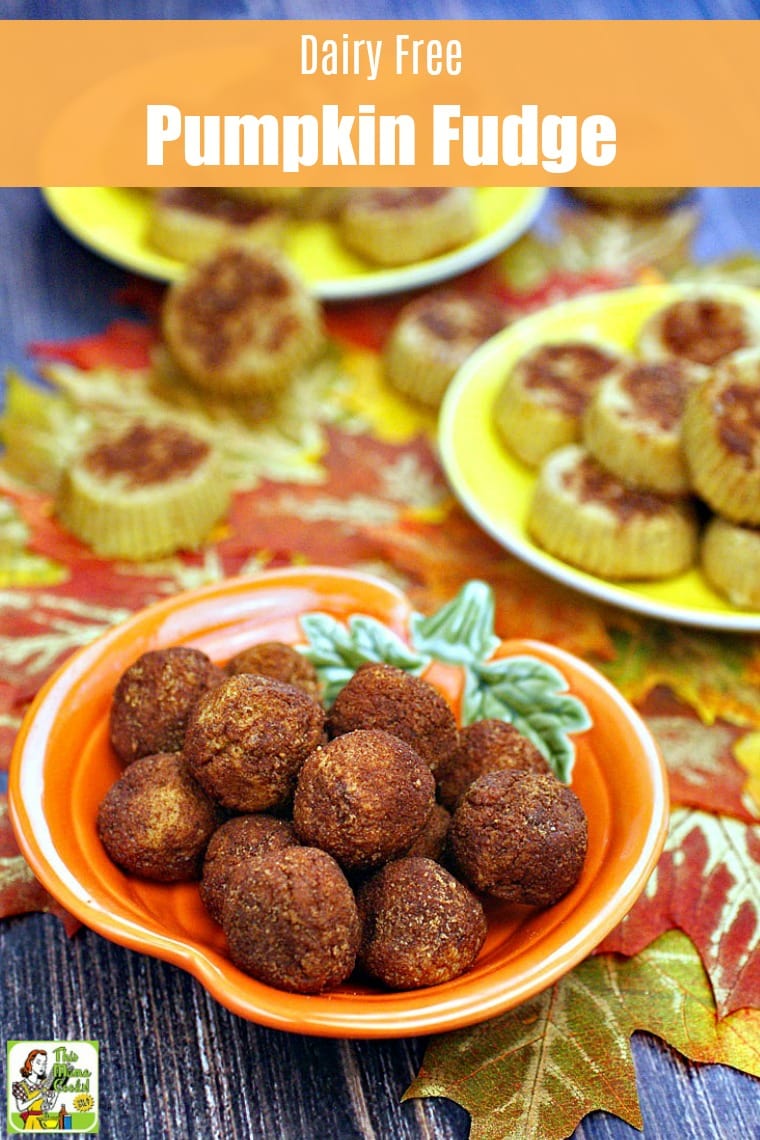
xmin=637 ymin=284 xmax=760 ymax=369
xmin=701 ymin=516 xmax=760 ymax=609
xmin=528 ymin=445 xmax=698 ymax=580
xmin=582 ymin=363 xmax=699 ymax=495
xmin=340 ymin=188 xmax=477 ymax=267
xmin=56 ymin=426 xmax=230 ymax=560
xmin=148 ymin=190 xmax=286 ymax=264
xmin=682 ymin=364 xmax=760 ymax=525
xmin=161 ymin=245 xmax=324 ymax=397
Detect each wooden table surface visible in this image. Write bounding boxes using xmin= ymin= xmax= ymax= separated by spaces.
xmin=3 ymin=181 xmax=760 ymax=1140
xmin=2 ymin=5 xmax=760 ymax=1137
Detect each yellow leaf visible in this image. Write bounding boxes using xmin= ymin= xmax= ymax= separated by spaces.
xmin=405 ymin=931 xmax=760 ymax=1140
xmin=734 ymin=731 xmax=760 ymax=817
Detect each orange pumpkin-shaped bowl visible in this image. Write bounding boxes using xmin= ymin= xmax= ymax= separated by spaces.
xmin=9 ymin=566 xmax=668 ymax=1038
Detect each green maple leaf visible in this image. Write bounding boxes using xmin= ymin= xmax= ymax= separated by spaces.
xmin=462 ymin=656 xmax=592 ymax=783
xmin=404 ymin=930 xmax=760 ymax=1140
xmin=409 ymin=580 xmax=501 ymax=666
xmin=597 ymin=626 xmax=760 ymax=730
xmin=300 ymin=582 xmax=591 ymax=779
xmin=0 ymin=495 xmax=65 ymax=588
xmin=298 ymin=611 xmax=429 ymax=706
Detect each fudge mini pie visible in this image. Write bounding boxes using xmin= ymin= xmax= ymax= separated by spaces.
xmin=56 ymin=419 xmax=230 ymax=560
xmin=527 ymin=444 xmax=698 ymax=581
xmin=700 ymin=516 xmax=760 ymax=610
xmin=493 ymin=340 xmax=622 ymax=468
xmin=681 ymin=346 xmax=760 ymax=525
xmin=583 ymin=357 xmax=703 ymax=495
xmin=162 ymin=244 xmax=323 ymax=397
xmin=383 ymin=289 xmax=509 ymax=408
xmin=637 ymin=286 xmax=760 ymax=370
xmin=147 ymin=187 xmax=286 ymax=264
xmin=339 ymin=187 xmax=477 ymax=267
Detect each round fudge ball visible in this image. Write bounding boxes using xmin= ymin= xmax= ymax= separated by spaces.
xmin=436 ymin=719 xmax=549 ymax=811
xmin=222 ymin=846 xmax=361 ymax=993
xmin=200 ymin=813 xmax=299 ymax=924
xmin=97 ymin=752 xmax=222 ymax=881
xmin=109 ymin=646 xmax=224 ymax=765
xmin=226 ymin=640 xmax=321 ymax=702
xmin=448 ymin=770 xmax=588 ymax=907
xmin=403 ymin=802 xmax=451 ymax=863
xmin=357 ymin=857 xmax=487 ymax=989
xmin=328 ymin=661 xmax=458 ymax=774
xmin=293 ymin=728 xmax=435 ymax=873
xmin=184 ymin=673 xmax=326 ymax=812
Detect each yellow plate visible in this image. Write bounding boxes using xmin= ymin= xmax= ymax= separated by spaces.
xmin=42 ymin=186 xmax=547 ymax=301
xmin=439 ymin=283 xmax=760 ymax=632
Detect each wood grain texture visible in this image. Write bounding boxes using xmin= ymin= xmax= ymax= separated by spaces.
xmin=2 ymin=915 xmax=759 ymax=1139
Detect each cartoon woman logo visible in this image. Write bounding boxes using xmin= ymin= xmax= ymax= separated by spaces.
xmin=11 ymin=1050 xmax=59 ymax=1131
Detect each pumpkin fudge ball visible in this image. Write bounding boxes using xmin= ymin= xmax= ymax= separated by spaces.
xmin=109 ymin=646 xmax=225 ymax=766
xmin=403 ymin=802 xmax=451 ymax=863
xmin=184 ymin=673 xmax=325 ymax=813
xmin=449 ymin=770 xmax=588 ymax=907
xmin=293 ymin=728 xmax=435 ymax=873
xmin=200 ymin=813 xmax=299 ymax=924
xmin=97 ymin=752 xmax=222 ymax=881
xmin=226 ymin=640 xmax=321 ymax=701
xmin=328 ymin=662 xmax=458 ymax=775
xmin=356 ymin=857 xmax=487 ymax=989
xmin=222 ymin=846 xmax=361 ymax=994
xmin=436 ymin=719 xmax=550 ymax=811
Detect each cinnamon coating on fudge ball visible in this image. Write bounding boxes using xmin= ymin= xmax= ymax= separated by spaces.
xmin=200 ymin=813 xmax=299 ymax=924
xmin=226 ymin=640 xmax=321 ymax=701
xmin=328 ymin=662 xmax=458 ymax=774
xmin=436 ymin=719 xmax=550 ymax=811
xmin=448 ymin=770 xmax=587 ymax=907
xmin=403 ymin=802 xmax=451 ymax=863
xmin=109 ymin=646 xmax=224 ymax=765
xmin=97 ymin=752 xmax=222 ymax=881
xmin=222 ymin=846 xmax=361 ymax=993
xmin=293 ymin=728 xmax=435 ymax=873
xmin=356 ymin=857 xmax=487 ymax=989
xmin=184 ymin=673 xmax=325 ymax=813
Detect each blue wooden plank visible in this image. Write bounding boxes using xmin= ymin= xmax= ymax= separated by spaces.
xmin=9 ymin=0 xmax=760 ymax=17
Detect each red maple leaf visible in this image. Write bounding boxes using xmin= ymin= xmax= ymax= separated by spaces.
xmin=28 ymin=319 xmax=158 ymax=371
xmin=598 ymin=808 xmax=760 ymax=1018
xmin=638 ymin=687 xmax=758 ymax=824
xmin=0 ymin=798 xmax=79 ymax=933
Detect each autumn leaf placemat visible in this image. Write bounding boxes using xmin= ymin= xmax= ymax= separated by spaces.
xmin=1 ymin=200 xmax=759 ymax=1138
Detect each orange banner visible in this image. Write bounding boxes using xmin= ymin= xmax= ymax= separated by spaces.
xmin=1 ymin=20 xmax=758 ymax=186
